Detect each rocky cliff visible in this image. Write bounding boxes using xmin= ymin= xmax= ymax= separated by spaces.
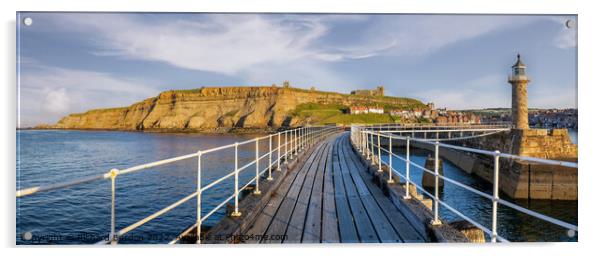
xmin=48 ymin=86 xmax=425 ymax=132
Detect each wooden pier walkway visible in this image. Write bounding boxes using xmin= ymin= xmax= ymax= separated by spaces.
xmin=238 ymin=132 xmax=425 ymax=243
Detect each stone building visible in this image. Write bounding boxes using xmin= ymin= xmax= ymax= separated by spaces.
xmin=350 ymin=86 xmax=385 ymax=96
xmin=427 ymin=102 xmax=435 ymax=110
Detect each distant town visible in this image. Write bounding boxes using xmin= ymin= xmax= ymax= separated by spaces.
xmin=348 ymin=103 xmax=481 ymax=125
xmin=344 ymin=86 xmax=576 ymax=129
xmin=468 ymin=108 xmax=578 ymax=129
xmin=346 ymin=104 xmax=577 ymax=129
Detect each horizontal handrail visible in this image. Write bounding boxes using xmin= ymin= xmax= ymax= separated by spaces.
xmin=351 ymin=124 xmax=577 ymax=243
xmin=16 ymin=173 xmax=109 ymax=197
xmin=365 ymin=130 xmax=577 ymax=168
xmin=381 ymin=128 xmax=511 ymax=133
xmin=17 ymin=127 xmax=313 ymax=197
xmin=381 ymin=147 xmax=496 ymax=201
xmin=19 ymin=125 xmax=341 ymax=245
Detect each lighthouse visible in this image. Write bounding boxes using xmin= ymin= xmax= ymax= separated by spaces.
xmin=508 ymin=54 xmax=530 ymax=130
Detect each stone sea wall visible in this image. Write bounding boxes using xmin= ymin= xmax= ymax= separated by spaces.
xmin=446 ymin=129 xmax=578 ymax=200
xmin=387 ymin=129 xmax=578 ymax=200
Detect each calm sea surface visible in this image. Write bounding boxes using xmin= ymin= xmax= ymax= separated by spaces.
xmin=17 ymin=130 xmax=273 ymax=244
xmin=16 ymin=129 xmax=578 ymax=244
xmin=389 ymin=129 xmax=578 ymax=242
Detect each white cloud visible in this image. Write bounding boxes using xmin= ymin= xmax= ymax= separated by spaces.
xmin=540 ymin=16 xmax=577 ymax=49
xmin=38 ymin=14 xmax=544 ymax=90
xmin=530 ymin=85 xmax=577 ymax=109
xmin=49 ymin=14 xmax=334 ymax=75
xmin=553 ymin=25 xmax=577 ymax=49
xmin=43 ymin=88 xmax=70 ymax=114
xmin=18 ymin=62 xmax=159 ymax=127
xmin=366 ymin=15 xmax=537 ymax=57
xmin=411 ymin=73 xmax=577 ymax=110
xmin=20 ymin=13 xmax=573 ymax=122
xmin=411 ymin=74 xmax=510 ymax=109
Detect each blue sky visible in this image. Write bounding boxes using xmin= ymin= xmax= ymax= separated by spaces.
xmin=17 ymin=13 xmax=577 ymax=127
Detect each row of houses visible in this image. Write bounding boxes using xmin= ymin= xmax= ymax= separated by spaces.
xmin=347 ymin=105 xmax=481 ymax=124
xmin=348 ymin=106 xmax=432 ymax=118
xmin=348 ymin=106 xmax=384 ymax=114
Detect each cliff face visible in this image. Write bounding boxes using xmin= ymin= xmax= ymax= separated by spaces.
xmin=51 ymin=86 xmax=424 ymax=131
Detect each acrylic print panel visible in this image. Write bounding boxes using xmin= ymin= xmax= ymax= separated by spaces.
xmin=16 ymin=12 xmax=578 ymax=244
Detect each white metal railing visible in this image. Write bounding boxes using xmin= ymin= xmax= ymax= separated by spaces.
xmin=355 ymin=122 xmax=512 ymax=131
xmin=351 ymin=124 xmax=578 ymax=243
xmin=17 ymin=125 xmax=340 ymax=244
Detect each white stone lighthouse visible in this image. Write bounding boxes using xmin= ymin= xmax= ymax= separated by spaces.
xmin=507 ymin=54 xmax=530 ymax=130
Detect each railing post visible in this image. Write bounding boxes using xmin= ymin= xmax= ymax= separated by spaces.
xmin=371 ymin=132 xmax=376 ymax=163
xmin=289 ymin=130 xmax=294 ymax=160
xmin=432 ymin=141 xmax=442 ymax=225
xmin=362 ymin=130 xmax=366 ymax=155
xmin=404 ymin=137 xmax=411 ymax=199
xmin=196 ymin=151 xmax=202 ymax=244
xmin=353 ymin=127 xmax=362 ymax=147
xmin=308 ymin=127 xmax=311 ymax=146
xmin=492 ymin=150 xmax=500 ymax=242
xmin=377 ymin=132 xmax=383 ymax=172
xmin=309 ymin=127 xmax=311 ymax=146
xmin=307 ymin=127 xmax=310 ymax=147
xmin=284 ymin=130 xmax=290 ymax=163
xmin=359 ymin=130 xmax=364 ymax=154
xmin=299 ymin=128 xmax=302 ymax=151
xmin=301 ymin=126 xmax=307 ymax=149
xmin=311 ymin=127 xmax=314 ymax=145
xmin=277 ymin=132 xmax=281 ymax=171
xmin=268 ymin=135 xmax=273 ymax=181
xmin=231 ymin=143 xmax=241 ymax=217
xmin=387 ymin=134 xmax=394 ymax=183
xmin=366 ymin=132 xmax=371 ymax=160
xmin=356 ymin=129 xmax=360 ymax=151
xmin=300 ymin=127 xmax=304 ymax=150
xmin=364 ymin=130 xmax=368 ymax=155
xmin=109 ymin=168 xmax=119 ymax=244
xmin=254 ymin=138 xmax=262 ymax=195
xmin=306 ymin=127 xmax=309 ymax=148
xmin=294 ymin=128 xmax=299 ymax=156
xmin=299 ymin=127 xmax=302 ymax=151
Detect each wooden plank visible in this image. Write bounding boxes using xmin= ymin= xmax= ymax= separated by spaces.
xmin=342 ymin=133 xmax=425 ymax=243
xmin=261 ymin=142 xmax=327 ymax=243
xmin=331 ymin=136 xmax=360 ymax=243
xmin=320 ymin=140 xmax=340 ymax=243
xmin=283 ymin=139 xmax=326 ymax=243
xmin=302 ymin=140 xmax=332 ymax=243
xmin=243 ymin=148 xmax=310 ymax=243
xmin=336 ymin=138 xmax=380 ymax=243
xmin=339 ymin=135 xmax=402 ymax=243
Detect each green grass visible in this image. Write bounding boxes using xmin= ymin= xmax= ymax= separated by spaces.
xmin=291 ymin=103 xmax=399 ymax=125
xmin=291 ymin=103 xmax=345 ymax=123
